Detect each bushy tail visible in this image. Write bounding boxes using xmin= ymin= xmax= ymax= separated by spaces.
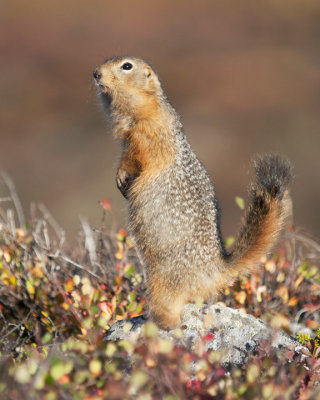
xmin=223 ymin=154 xmax=292 ymax=279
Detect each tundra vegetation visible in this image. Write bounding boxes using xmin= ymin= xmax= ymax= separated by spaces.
xmin=0 ymin=177 xmax=319 ymax=399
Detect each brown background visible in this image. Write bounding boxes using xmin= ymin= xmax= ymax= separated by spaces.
xmin=1 ymin=0 xmax=320 ymax=240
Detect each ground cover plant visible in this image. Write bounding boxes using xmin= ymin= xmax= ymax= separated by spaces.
xmin=0 ymin=177 xmax=319 ymax=399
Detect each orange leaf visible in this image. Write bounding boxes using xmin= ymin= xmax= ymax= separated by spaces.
xmin=64 ymin=279 xmax=74 ymax=292
xmin=58 ymin=375 xmax=70 ymax=385
xmin=294 ymin=275 xmax=304 ymax=289
xmin=100 ymin=199 xmax=112 ymax=211
xmin=114 ymin=276 xmax=123 ymax=285
xmin=306 ymin=319 xmax=318 ymax=330
xmin=288 ymin=296 xmax=298 ymax=307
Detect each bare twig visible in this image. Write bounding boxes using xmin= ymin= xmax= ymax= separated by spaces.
xmin=50 ymin=253 xmax=101 ymax=280
xmin=294 ymin=232 xmax=320 ymax=254
xmin=38 ymin=203 xmax=65 ymax=247
xmin=80 ymin=217 xmax=97 ymax=265
xmin=7 ymin=209 xmax=16 ymax=235
xmin=1 ymin=171 xmax=25 ymax=228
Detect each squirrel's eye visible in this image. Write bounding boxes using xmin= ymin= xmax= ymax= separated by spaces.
xmin=121 ymin=62 xmax=133 ymax=71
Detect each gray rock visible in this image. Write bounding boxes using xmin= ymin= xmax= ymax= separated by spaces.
xmin=105 ymin=304 xmax=308 ymax=365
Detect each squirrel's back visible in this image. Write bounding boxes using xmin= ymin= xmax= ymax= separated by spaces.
xmin=93 ymin=57 xmax=292 ymax=330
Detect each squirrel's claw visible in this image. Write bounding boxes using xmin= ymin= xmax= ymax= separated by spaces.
xmin=116 ymin=169 xmax=133 ymax=199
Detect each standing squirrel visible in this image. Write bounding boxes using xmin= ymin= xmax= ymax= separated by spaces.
xmin=93 ymin=56 xmax=292 ymax=330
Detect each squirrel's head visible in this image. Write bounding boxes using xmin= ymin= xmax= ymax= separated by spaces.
xmin=93 ymin=56 xmax=163 ymax=121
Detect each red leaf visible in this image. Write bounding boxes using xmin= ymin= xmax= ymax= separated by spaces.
xmin=186 ymin=379 xmax=201 ymax=391
xmin=203 ymin=333 xmax=215 ymax=342
xmin=100 ymin=199 xmax=112 ymax=211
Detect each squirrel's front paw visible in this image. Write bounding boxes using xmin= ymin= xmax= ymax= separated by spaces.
xmin=116 ymin=169 xmax=134 ymax=199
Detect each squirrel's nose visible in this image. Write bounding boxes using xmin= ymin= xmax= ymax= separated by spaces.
xmin=93 ymin=69 xmax=102 ymax=81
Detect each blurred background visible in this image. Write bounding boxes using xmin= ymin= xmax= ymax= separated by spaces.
xmin=1 ymin=0 xmax=320 ymax=240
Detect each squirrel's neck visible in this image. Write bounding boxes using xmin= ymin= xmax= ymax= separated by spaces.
xmin=112 ymin=97 xmax=183 ymax=173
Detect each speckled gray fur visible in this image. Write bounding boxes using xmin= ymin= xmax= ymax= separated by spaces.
xmin=128 ymin=121 xmax=226 ymax=293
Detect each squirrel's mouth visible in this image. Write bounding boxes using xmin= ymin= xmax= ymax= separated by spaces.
xmin=93 ymin=75 xmax=110 ymax=92
xmin=98 ymin=86 xmax=112 ymax=105
xmin=96 ymin=83 xmax=112 ymax=96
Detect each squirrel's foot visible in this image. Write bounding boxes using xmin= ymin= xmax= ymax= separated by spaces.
xmin=148 ymin=296 xmax=184 ymax=331
xmin=148 ymin=309 xmax=181 ymax=331
xmin=116 ymin=168 xmax=134 ymax=199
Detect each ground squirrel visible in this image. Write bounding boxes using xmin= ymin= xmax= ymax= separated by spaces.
xmin=93 ymin=56 xmax=292 ymax=330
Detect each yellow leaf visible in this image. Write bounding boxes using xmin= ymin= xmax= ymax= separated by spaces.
xmin=26 ymin=279 xmax=35 ymax=296
xmin=207 ymin=386 xmax=218 ymax=396
xmin=4 ymin=250 xmax=11 ymax=263
xmin=73 ymin=275 xmax=81 ymax=285
xmin=270 ymin=313 xmax=289 ymax=330
xmin=105 ymin=343 xmax=117 ymax=358
xmin=130 ymin=371 xmax=148 ymax=390
xmin=89 ymin=359 xmax=102 ymax=376
xmin=146 ymin=357 xmax=156 ymax=368
xmin=262 ymin=384 xmax=274 ymax=399
xmin=16 ymin=228 xmax=25 ymax=239
xmin=265 ymin=260 xmax=276 ymax=273
xmin=80 ymin=327 xmax=87 ymax=335
xmin=158 ymin=339 xmax=174 ymax=354
xmin=9 ymin=275 xmax=17 ymax=287
xmin=276 ymin=286 xmax=289 ymax=303
xmin=31 ymin=265 xmax=43 ymax=278
xmin=276 ymin=272 xmax=285 ymax=283
xmin=142 ymin=322 xmax=158 ymax=338
xmin=234 ymin=291 xmax=247 ymax=305
xmin=247 ymin=364 xmax=260 ymax=383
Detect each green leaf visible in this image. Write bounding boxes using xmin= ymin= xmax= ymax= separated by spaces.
xmin=224 ymin=236 xmax=235 ymax=248
xmin=124 ymin=265 xmax=135 ymax=277
xmin=42 ymin=332 xmax=52 ymax=344
xmin=128 ymin=292 xmax=136 ymax=302
xmin=50 ymin=364 xmax=65 ymax=380
xmin=127 ymin=301 xmax=137 ymax=312
xmin=235 ymin=196 xmax=245 ymax=210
